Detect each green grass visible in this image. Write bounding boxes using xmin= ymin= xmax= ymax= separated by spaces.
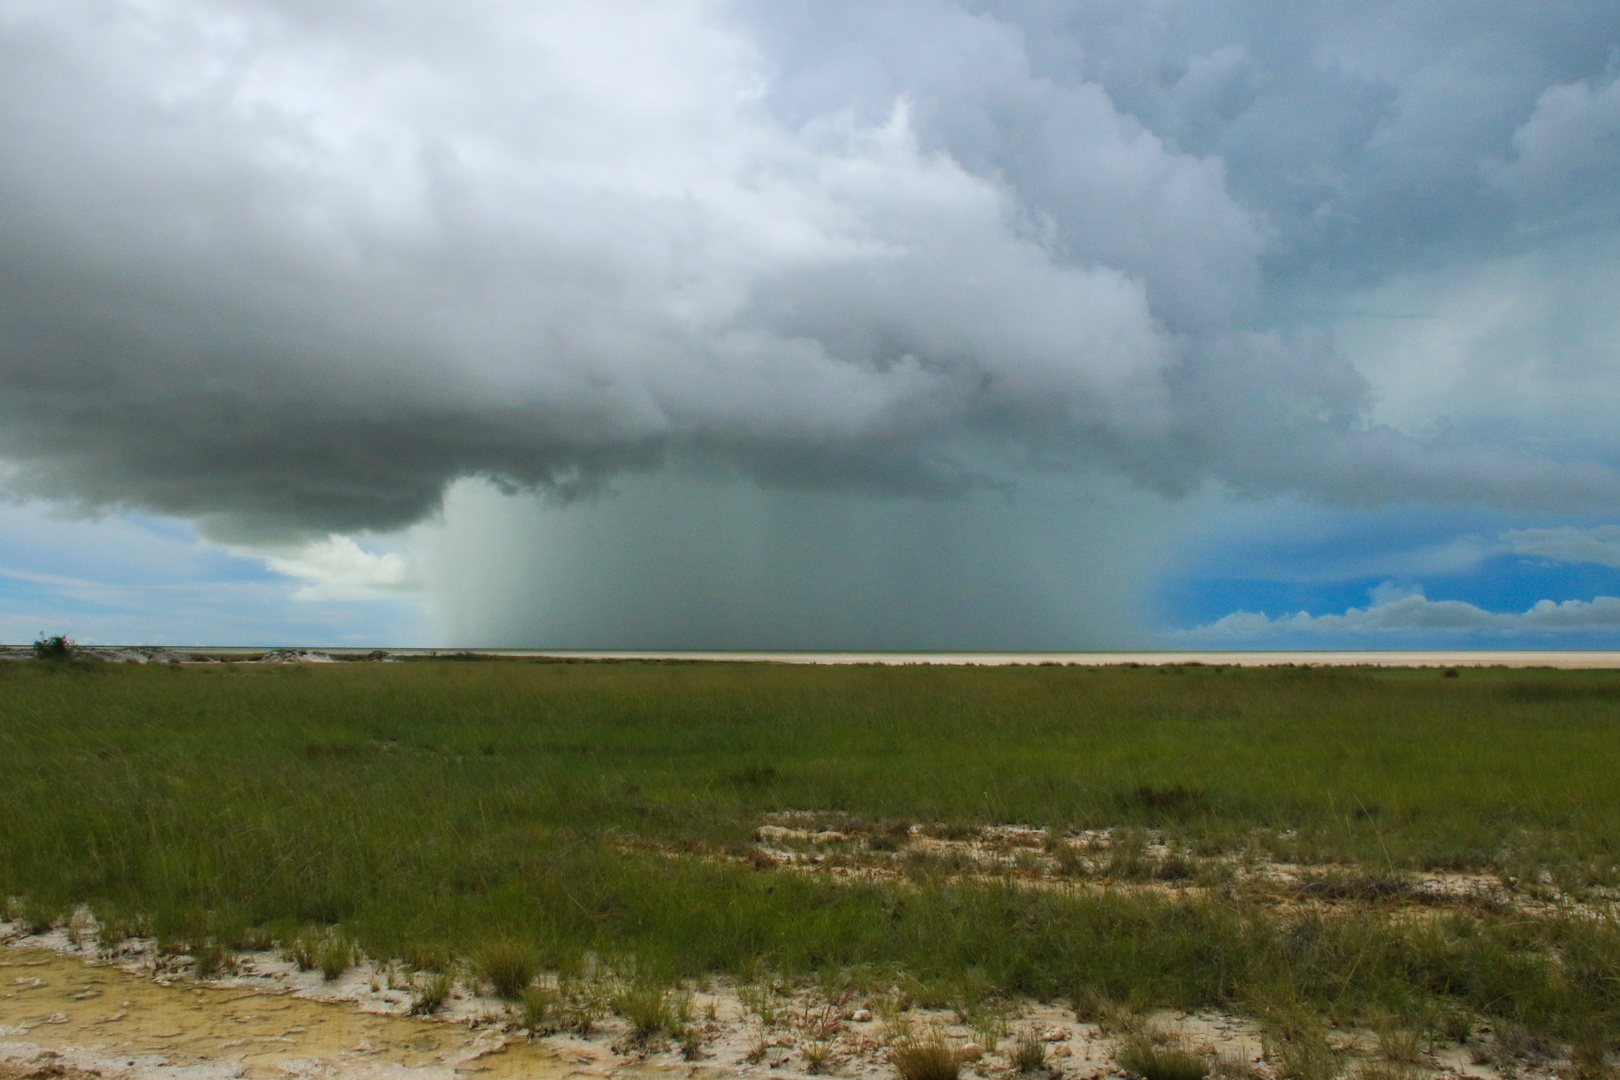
xmin=5 ymin=659 xmax=1620 ymax=1041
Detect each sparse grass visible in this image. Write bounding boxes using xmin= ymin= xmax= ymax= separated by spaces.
xmin=190 ymin=940 xmax=234 ymax=977
xmin=891 ymin=1029 xmax=961 ymax=1080
xmin=969 ymin=1005 xmax=1011 ymax=1051
xmin=1117 ymin=1034 xmax=1210 ymax=1080
xmin=410 ymin=972 xmax=453 ymax=1015
xmin=285 ymin=935 xmax=318 ymax=972
xmin=521 ymin=986 xmax=556 ymax=1033
xmin=7 ymin=661 xmax=1620 ymax=1047
xmin=1011 ymin=1031 xmax=1047 ymax=1073
xmin=742 ymin=983 xmax=783 ymax=1029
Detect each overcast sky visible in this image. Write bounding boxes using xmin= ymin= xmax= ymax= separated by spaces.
xmin=4 ymin=0 xmax=1620 ymax=648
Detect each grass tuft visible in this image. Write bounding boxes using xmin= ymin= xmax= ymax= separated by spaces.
xmin=1010 ymin=1031 xmax=1047 ymax=1073
xmin=318 ymin=935 xmax=354 ymax=981
xmin=191 ymin=940 xmax=235 ymax=977
xmin=891 ymin=1030 xmax=962 ymax=1080
xmin=803 ymin=1040 xmax=834 ymax=1073
xmin=613 ymin=982 xmax=676 ymax=1049
xmin=410 ymin=972 xmax=453 ymax=1015
xmin=1117 ymin=1035 xmax=1210 ymax=1080
xmin=476 ymin=942 xmax=538 ymax=1000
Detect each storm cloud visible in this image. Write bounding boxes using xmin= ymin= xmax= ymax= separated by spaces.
xmin=4 ymin=0 xmax=1620 ymax=548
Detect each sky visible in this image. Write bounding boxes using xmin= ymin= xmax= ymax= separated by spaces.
xmin=3 ymin=0 xmax=1620 ymax=649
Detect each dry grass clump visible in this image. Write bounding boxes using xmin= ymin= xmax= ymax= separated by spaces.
xmin=891 ymin=1029 xmax=962 ymax=1080
xmin=1116 ymin=1034 xmax=1210 ymax=1080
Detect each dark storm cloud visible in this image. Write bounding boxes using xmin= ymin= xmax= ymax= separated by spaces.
xmin=1 ymin=0 xmax=1618 ymax=540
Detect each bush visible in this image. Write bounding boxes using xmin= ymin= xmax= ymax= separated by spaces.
xmin=32 ymin=635 xmax=75 ymax=660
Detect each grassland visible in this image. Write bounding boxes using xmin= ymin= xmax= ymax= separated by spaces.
xmin=4 ymin=658 xmax=1620 ymax=1047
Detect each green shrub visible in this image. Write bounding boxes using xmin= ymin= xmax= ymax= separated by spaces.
xmin=32 ymin=635 xmax=75 ymax=660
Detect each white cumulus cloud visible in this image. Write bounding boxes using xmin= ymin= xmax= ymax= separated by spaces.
xmin=1192 ymin=582 xmax=1620 ymax=638
xmin=256 ymin=535 xmax=413 ymax=601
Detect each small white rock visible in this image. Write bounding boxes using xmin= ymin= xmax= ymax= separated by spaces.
xmin=852 ymin=1009 xmax=872 ymax=1022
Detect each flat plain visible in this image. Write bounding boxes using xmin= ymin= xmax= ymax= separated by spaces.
xmin=5 ymin=657 xmax=1620 ymax=1080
